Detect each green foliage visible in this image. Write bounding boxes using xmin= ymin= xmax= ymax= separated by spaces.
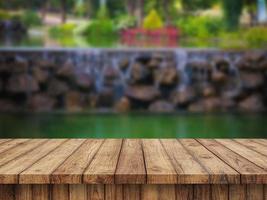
xmin=244 ymin=27 xmax=267 ymax=48
xmin=181 ymin=0 xmax=218 ymax=11
xmin=49 ymin=23 xmax=77 ymax=38
xmin=82 ymin=19 xmax=117 ymax=37
xmin=177 ymin=16 xmax=225 ymax=38
xmin=143 ymin=10 xmax=164 ymax=30
xmin=222 ymin=0 xmax=243 ymax=30
xmin=115 ymin=15 xmax=137 ymax=30
xmin=97 ymin=5 xmax=109 ymax=20
xmin=0 ymin=10 xmax=11 ymax=20
xmin=20 ymin=11 xmax=42 ymax=28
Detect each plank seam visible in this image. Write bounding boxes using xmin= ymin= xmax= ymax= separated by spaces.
xmin=0 ymin=139 xmax=30 ymax=159
xmin=0 ymin=139 xmax=12 ymax=146
xmin=234 ymin=139 xmax=267 ymax=157
xmin=140 ymin=140 xmax=148 ymax=185
xmin=114 ymin=139 xmax=124 ymax=184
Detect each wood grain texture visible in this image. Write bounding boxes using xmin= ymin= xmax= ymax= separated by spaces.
xmin=51 ymin=139 xmax=104 ymax=184
xmin=88 ymin=185 xmax=105 ymax=200
xmin=247 ymin=185 xmax=264 ymax=200
xmin=52 ymin=185 xmax=68 ymax=200
xmin=69 ymin=184 xmax=87 ymax=200
xmin=180 ymin=139 xmax=239 ymax=184
xmin=15 ymin=185 xmax=32 ymax=200
xmin=217 ymin=139 xmax=267 ymax=171
xmin=0 ymin=139 xmax=11 ymax=146
xmin=115 ymin=139 xmax=146 ymax=184
xmin=198 ymin=139 xmax=267 ymax=184
xmin=32 ymin=185 xmax=49 ymax=200
xmin=0 ymin=184 xmax=14 ymax=200
xmin=176 ymin=185 xmax=193 ymax=200
xmin=124 ymin=185 xmax=140 ymax=200
xmin=105 ymin=185 xmax=123 ymax=200
xmin=161 ymin=139 xmax=209 ymax=184
xmin=142 ymin=139 xmax=177 ymax=184
xmin=235 ymin=139 xmax=267 ymax=156
xmin=229 ymin=185 xmax=246 ymax=200
xmin=211 ymin=185 xmax=228 ymax=200
xmin=264 ymin=185 xmax=267 ymax=200
xmin=20 ymin=139 xmax=85 ymax=184
xmin=83 ymin=139 xmax=122 ymax=184
xmin=0 ymin=139 xmax=29 ymax=154
xmin=0 ymin=139 xmax=65 ymax=184
xmin=194 ymin=185 xmax=211 ymax=200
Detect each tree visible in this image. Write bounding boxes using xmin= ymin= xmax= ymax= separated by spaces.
xmin=222 ymin=0 xmax=243 ymax=30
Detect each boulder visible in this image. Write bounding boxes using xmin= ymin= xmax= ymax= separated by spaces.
xmin=32 ymin=67 xmax=50 ymax=84
xmin=155 ymin=67 xmax=179 ymax=86
xmin=7 ymin=74 xmax=39 ymax=93
xmin=0 ymin=99 xmax=17 ymax=112
xmin=65 ymin=91 xmax=87 ymax=112
xmin=47 ymin=79 xmax=69 ymax=96
xmin=211 ymin=71 xmax=227 ymax=83
xmin=130 ymin=62 xmax=151 ymax=83
xmin=171 ymin=87 xmax=196 ymax=106
xmin=114 ymin=97 xmax=131 ymax=112
xmin=147 ymin=57 xmax=162 ymax=70
xmin=187 ymin=61 xmax=212 ymax=82
xmin=35 ymin=59 xmax=56 ymax=69
xmin=238 ymin=95 xmax=264 ymax=112
xmin=240 ymin=72 xmax=264 ymax=90
xmin=125 ymin=86 xmax=160 ymax=102
xmin=214 ymin=57 xmax=230 ymax=74
xmin=96 ymin=87 xmax=115 ymax=107
xmin=75 ymin=73 xmax=93 ymax=91
xmin=56 ymin=62 xmax=75 ymax=80
xmin=149 ymin=100 xmax=175 ymax=112
xmin=202 ymin=84 xmax=216 ymax=97
xmin=28 ymin=94 xmax=56 ymax=112
xmin=103 ymin=67 xmax=120 ymax=86
xmin=188 ymin=97 xmax=222 ymax=112
xmin=237 ymin=52 xmax=266 ymax=71
xmin=9 ymin=58 xmax=29 ymax=73
xmin=119 ymin=58 xmax=130 ymax=71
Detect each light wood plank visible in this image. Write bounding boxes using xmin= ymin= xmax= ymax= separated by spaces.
xmin=229 ymin=185 xmax=246 ymax=200
xmin=180 ymin=139 xmax=240 ymax=184
xmin=115 ymin=139 xmax=146 ymax=184
xmin=105 ymin=185 xmax=123 ymax=200
xmin=15 ymin=185 xmax=32 ymax=200
xmin=176 ymin=185 xmax=193 ymax=200
xmin=247 ymin=185 xmax=264 ymax=200
xmin=0 ymin=139 xmax=12 ymax=146
xmin=88 ymin=185 xmax=105 ymax=200
xmin=194 ymin=185 xmax=210 ymax=200
xmin=69 ymin=185 xmax=87 ymax=200
xmin=32 ymin=185 xmax=49 ymax=200
xmin=141 ymin=185 xmax=175 ymax=200
xmin=20 ymin=139 xmax=85 ymax=184
xmin=142 ymin=139 xmax=177 ymax=184
xmin=211 ymin=185 xmax=228 ymax=200
xmin=256 ymin=139 xmax=267 ymax=146
xmin=0 ymin=139 xmax=66 ymax=184
xmin=0 ymin=139 xmax=29 ymax=154
xmin=0 ymin=185 xmax=14 ymax=200
xmin=198 ymin=139 xmax=267 ymax=184
xmin=124 ymin=185 xmax=140 ymax=200
xmin=0 ymin=139 xmax=46 ymax=167
xmin=217 ymin=139 xmax=267 ymax=171
xmin=83 ymin=139 xmax=122 ymax=184
xmin=52 ymin=185 xmax=68 ymax=200
xmin=235 ymin=139 xmax=267 ymax=156
xmin=51 ymin=139 xmax=104 ymax=184
xmin=161 ymin=139 xmax=209 ymax=184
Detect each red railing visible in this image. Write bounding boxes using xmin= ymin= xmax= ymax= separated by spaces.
xmin=121 ymin=26 xmax=180 ymax=47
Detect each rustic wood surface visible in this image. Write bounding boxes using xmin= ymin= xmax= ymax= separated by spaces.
xmin=0 ymin=139 xmax=266 ymax=185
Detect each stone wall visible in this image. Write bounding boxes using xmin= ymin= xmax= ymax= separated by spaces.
xmin=0 ymin=48 xmax=267 ymax=113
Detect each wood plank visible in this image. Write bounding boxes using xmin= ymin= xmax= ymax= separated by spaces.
xmin=20 ymin=139 xmax=85 ymax=184
xmin=0 ymin=139 xmax=11 ymax=146
xmin=193 ymin=185 xmax=210 ymax=200
xmin=0 ymin=139 xmax=29 ymax=154
xmin=256 ymin=139 xmax=267 ymax=146
xmin=105 ymin=185 xmax=123 ymax=200
xmin=229 ymin=185 xmax=246 ymax=200
xmin=32 ymin=185 xmax=49 ymax=200
xmin=264 ymin=185 xmax=267 ymax=200
xmin=141 ymin=185 xmax=175 ymax=200
xmin=180 ymin=139 xmax=240 ymax=184
xmin=176 ymin=185 xmax=193 ymax=200
xmin=69 ymin=185 xmax=87 ymax=200
xmin=115 ymin=139 xmax=146 ymax=184
xmin=235 ymin=139 xmax=267 ymax=156
xmin=211 ymin=185 xmax=228 ymax=200
xmin=0 ymin=139 xmax=46 ymax=167
xmin=161 ymin=139 xmax=209 ymax=184
xmin=198 ymin=139 xmax=267 ymax=184
xmin=142 ymin=139 xmax=177 ymax=184
xmin=124 ymin=185 xmax=140 ymax=200
xmin=217 ymin=139 xmax=267 ymax=171
xmin=0 ymin=185 xmax=14 ymax=200
xmin=15 ymin=185 xmax=32 ymax=200
xmin=51 ymin=139 xmax=104 ymax=184
xmin=52 ymin=185 xmax=68 ymax=200
xmin=0 ymin=139 xmax=66 ymax=184
xmin=247 ymin=185 xmax=264 ymax=200
xmin=88 ymin=185 xmax=104 ymax=200
xmin=83 ymin=139 xmax=122 ymax=184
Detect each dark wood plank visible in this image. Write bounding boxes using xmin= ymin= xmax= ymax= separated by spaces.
xmin=0 ymin=139 xmax=65 ymax=184
xmin=229 ymin=185 xmax=246 ymax=200
xmin=51 ymin=139 xmax=104 ymax=184
xmin=211 ymin=185 xmax=228 ymax=200
xmin=124 ymin=185 xmax=140 ymax=200
xmin=32 ymin=185 xmax=49 ymax=200
xmin=69 ymin=185 xmax=87 ymax=200
xmin=176 ymin=185 xmax=193 ymax=200
xmin=142 ymin=139 xmax=177 ymax=184
xmin=247 ymin=185 xmax=264 ymax=200
xmin=52 ymin=185 xmax=68 ymax=200
xmin=83 ymin=139 xmax=122 ymax=184
xmin=88 ymin=185 xmax=105 ymax=200
xmin=15 ymin=185 xmax=32 ymax=200
xmin=161 ymin=139 xmax=209 ymax=184
xmin=105 ymin=185 xmax=123 ymax=200
xmin=180 ymin=139 xmax=240 ymax=184
xmin=193 ymin=185 xmax=210 ymax=200
xmin=20 ymin=139 xmax=85 ymax=184
xmin=198 ymin=139 xmax=267 ymax=184
xmin=115 ymin=139 xmax=146 ymax=184
xmin=217 ymin=139 xmax=267 ymax=171
xmin=0 ymin=184 xmax=14 ymax=200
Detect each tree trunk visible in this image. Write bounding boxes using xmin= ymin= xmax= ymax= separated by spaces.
xmin=136 ymin=0 xmax=144 ymax=27
xmin=61 ymin=0 xmax=67 ymax=24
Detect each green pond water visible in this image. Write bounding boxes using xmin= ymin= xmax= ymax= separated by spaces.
xmin=0 ymin=113 xmax=266 ymax=138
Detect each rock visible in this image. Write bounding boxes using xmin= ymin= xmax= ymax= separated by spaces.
xmin=202 ymin=85 xmax=216 ymax=97
xmin=65 ymin=91 xmax=87 ymax=112
xmin=119 ymin=58 xmax=129 ymax=71
xmin=259 ymin=59 xmax=267 ymax=71
xmin=32 ymin=67 xmax=50 ymax=84
xmin=35 ymin=59 xmax=56 ymax=69
xmin=214 ymin=57 xmax=230 ymax=74
xmin=240 ymin=72 xmax=264 ymax=90
xmin=115 ymin=97 xmax=131 ymax=112
xmin=10 ymin=58 xmax=29 ymax=73
xmin=7 ymin=74 xmax=39 ymax=93
xmin=130 ymin=62 xmax=151 ymax=84
xmin=239 ymin=95 xmax=264 ymax=112
xmin=212 ymin=71 xmax=227 ymax=83
xmin=171 ymin=87 xmax=196 ymax=106
xmin=75 ymin=73 xmax=93 ymax=91
xmin=221 ymin=98 xmax=236 ymax=110
xmin=187 ymin=61 xmax=212 ymax=82
xmin=47 ymin=79 xmax=69 ymax=96
xmin=56 ymin=62 xmax=75 ymax=80
xmin=237 ymin=52 xmax=266 ymax=71
xmin=0 ymin=99 xmax=17 ymax=112
xmin=96 ymin=88 xmax=115 ymax=107
xmin=155 ymin=67 xmax=179 ymax=86
xmin=28 ymin=94 xmax=56 ymax=112
xmin=147 ymin=57 xmax=161 ymax=70
xmin=188 ymin=101 xmax=205 ymax=112
xmin=103 ymin=67 xmax=120 ymax=86
xmin=149 ymin=100 xmax=175 ymax=112
xmin=0 ymin=80 xmax=3 ymax=92
xmin=188 ymin=97 xmax=222 ymax=112
xmin=125 ymin=86 xmax=160 ymax=102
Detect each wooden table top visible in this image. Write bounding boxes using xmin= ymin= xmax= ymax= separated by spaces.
xmin=0 ymin=139 xmax=266 ymax=185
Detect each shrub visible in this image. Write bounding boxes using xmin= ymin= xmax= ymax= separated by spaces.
xmin=20 ymin=11 xmax=42 ymax=28
xmin=82 ymin=19 xmax=117 ymax=37
xmin=115 ymin=15 xmax=137 ymax=30
xmin=0 ymin=10 xmax=11 ymax=20
xmin=143 ymin=10 xmax=163 ymax=30
xmin=244 ymin=27 xmax=267 ymax=48
xmin=49 ymin=23 xmax=77 ymax=38
xmin=97 ymin=5 xmax=109 ymax=20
